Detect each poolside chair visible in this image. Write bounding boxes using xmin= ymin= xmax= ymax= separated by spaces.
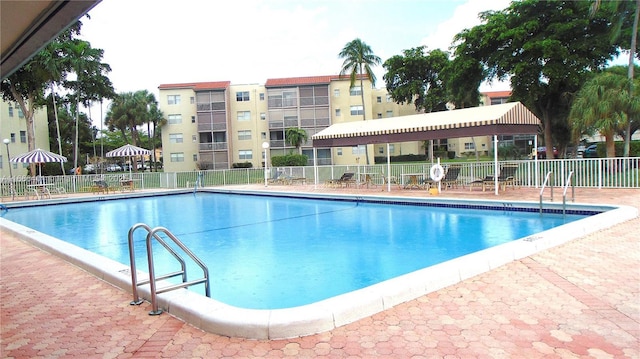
xmin=325 ymin=172 xmax=355 ymax=188
xmin=485 ymin=165 xmax=518 ymax=191
xmin=469 ymin=165 xmax=518 ymax=192
xmin=267 ymin=169 xmax=286 ymax=185
xmin=92 ymin=180 xmax=110 ymax=194
xmin=429 ymin=165 xmax=462 ymax=190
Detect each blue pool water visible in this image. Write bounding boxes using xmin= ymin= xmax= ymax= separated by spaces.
xmin=3 ymin=193 xmax=588 ymax=309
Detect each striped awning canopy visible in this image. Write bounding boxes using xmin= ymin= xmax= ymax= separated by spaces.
xmin=312 ymin=101 xmax=541 ymax=147
xmin=10 ymin=148 xmax=67 ymax=163
xmin=106 ymin=144 xmax=150 ymax=157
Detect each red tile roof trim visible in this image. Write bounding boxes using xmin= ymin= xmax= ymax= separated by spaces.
xmin=265 ymin=74 xmax=366 ymax=87
xmin=158 ymin=81 xmax=231 ymax=90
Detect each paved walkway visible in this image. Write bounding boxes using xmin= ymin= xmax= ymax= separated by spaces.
xmin=1 ymin=187 xmax=639 ymax=358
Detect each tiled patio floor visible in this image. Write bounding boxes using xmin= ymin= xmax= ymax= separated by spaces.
xmin=1 ymin=187 xmax=639 ymax=358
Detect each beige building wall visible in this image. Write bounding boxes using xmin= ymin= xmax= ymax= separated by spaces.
xmin=159 ymin=88 xmax=201 ymax=172
xmin=158 ymin=77 xmax=516 ymax=172
xmin=327 ymin=78 xmax=377 ymax=165
xmin=229 ymin=84 xmax=268 ymax=166
xmin=0 ymin=99 xmax=49 ymax=177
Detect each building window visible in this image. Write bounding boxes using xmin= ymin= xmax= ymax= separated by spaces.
xmin=386 ymin=110 xmax=393 ymax=117
xmin=169 ymin=133 xmax=183 ymax=143
xmin=464 ymin=142 xmax=475 ymax=150
xmin=260 ymin=112 xmax=266 ymax=120
xmin=167 ymin=114 xmax=182 ymax=124
xmin=236 ymin=91 xmax=250 ymax=101
xmin=261 ymin=132 xmax=266 ymax=140
xmin=167 ymin=95 xmax=181 ymax=105
xmin=170 ymin=153 xmax=185 ymax=162
xmin=350 ymin=86 xmax=362 ymax=96
xmin=334 ymin=89 xmax=340 ymax=97
xmin=239 ymin=150 xmax=253 ymax=160
xmin=335 ymin=109 xmax=341 ymax=117
xmin=19 ymin=131 xmax=26 ymax=143
xmin=352 ymin=145 xmax=366 ymax=155
xmin=238 ymin=130 xmax=251 ymax=140
xmin=190 ymin=96 xmax=195 ymax=104
xmin=193 ymin=154 xmax=198 ymax=161
xmin=386 ymin=94 xmax=392 ymax=102
xmin=237 ymin=111 xmax=251 ymax=121
xmin=389 ymin=144 xmax=395 ymax=153
xmin=337 ymin=148 xmax=342 ymax=156
xmin=376 ymin=96 xmax=382 ymax=103
xmin=377 ymin=113 xmax=382 ymax=118
xmin=17 ymin=108 xmax=24 ymax=118
xmin=378 ymin=146 xmax=384 ymax=154
xmin=191 ymin=116 xmax=196 ymax=123
xmin=8 ymin=106 xmax=13 ymax=117
xmin=259 ymin=93 xmax=265 ymax=101
xmin=192 ymin=135 xmax=197 ymax=142
xmin=10 ymin=133 xmax=15 ymax=143
xmin=350 ymin=105 xmax=363 ymax=116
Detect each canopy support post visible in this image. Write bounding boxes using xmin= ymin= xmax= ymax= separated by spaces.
xmin=494 ymin=135 xmax=499 ymax=196
xmin=386 ymin=143 xmax=391 ymax=192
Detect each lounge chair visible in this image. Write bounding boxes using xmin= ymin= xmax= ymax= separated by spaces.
xmin=429 ymin=165 xmax=462 ymax=190
xmin=325 ymin=172 xmax=355 ymax=188
xmin=267 ymin=170 xmax=287 ymax=185
xmin=92 ymin=180 xmax=110 ymax=194
xmin=469 ymin=165 xmax=518 ymax=191
xmin=485 ymin=165 xmax=518 ymax=191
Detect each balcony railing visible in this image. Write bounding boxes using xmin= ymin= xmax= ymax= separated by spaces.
xmin=199 ymin=142 xmax=228 ymax=151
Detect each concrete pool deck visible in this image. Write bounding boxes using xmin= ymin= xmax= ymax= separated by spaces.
xmin=1 ymin=186 xmax=639 ymax=357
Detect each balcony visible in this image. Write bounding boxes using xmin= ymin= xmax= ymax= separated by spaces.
xmin=199 ymin=142 xmax=228 ymax=151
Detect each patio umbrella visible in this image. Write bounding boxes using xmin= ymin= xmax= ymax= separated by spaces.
xmin=10 ymin=148 xmax=67 ymax=176
xmin=106 ymin=144 xmax=150 ymax=177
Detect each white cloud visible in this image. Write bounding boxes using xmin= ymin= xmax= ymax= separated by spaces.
xmin=421 ymin=0 xmax=510 ymax=53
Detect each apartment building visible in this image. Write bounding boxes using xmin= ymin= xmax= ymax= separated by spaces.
xmin=158 ymin=76 xmax=513 ymax=172
xmin=0 ymin=100 xmax=50 ymax=177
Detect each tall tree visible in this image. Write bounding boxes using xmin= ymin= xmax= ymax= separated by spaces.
xmin=339 ymin=38 xmax=381 ymax=164
xmin=285 ymin=127 xmax=308 ymax=154
xmin=590 ymin=0 xmax=639 ymax=156
xmin=62 ymin=39 xmax=113 ymax=168
xmin=569 ymin=66 xmax=640 ymax=157
xmin=383 ymin=46 xmax=450 ymax=112
xmin=105 ymin=90 xmax=160 ymax=158
xmin=453 ymin=0 xmax=620 ymax=153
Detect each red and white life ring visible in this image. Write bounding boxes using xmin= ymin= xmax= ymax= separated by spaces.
xmin=429 ymin=164 xmax=445 ymax=182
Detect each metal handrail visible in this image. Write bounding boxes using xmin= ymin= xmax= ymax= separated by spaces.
xmin=128 ymin=223 xmax=188 ymax=306
xmin=539 ymin=171 xmax=553 ymax=215
xmin=145 ymin=226 xmax=210 ymax=315
xmin=562 ymin=171 xmax=575 ymax=217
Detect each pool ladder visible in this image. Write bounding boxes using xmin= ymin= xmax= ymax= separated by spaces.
xmin=128 ymin=223 xmax=210 ymax=315
xmin=539 ymin=171 xmax=575 ymax=217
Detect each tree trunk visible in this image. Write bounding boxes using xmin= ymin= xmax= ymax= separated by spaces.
xmin=624 ymin=0 xmax=639 ymax=157
xmin=359 ymin=69 xmax=370 ymax=165
xmin=51 ymin=84 xmax=65 ymax=174
xmin=605 ymin=132 xmax=616 ymax=158
xmin=8 ymin=83 xmax=37 ymax=176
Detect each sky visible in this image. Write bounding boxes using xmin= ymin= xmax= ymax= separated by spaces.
xmin=79 ymin=0 xmax=512 ymax=122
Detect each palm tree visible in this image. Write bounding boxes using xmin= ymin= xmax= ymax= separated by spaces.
xmin=134 ymin=90 xmax=163 ymax=171
xmin=338 ymin=38 xmax=381 ymax=164
xmin=590 ymin=0 xmax=639 ymax=156
xmin=62 ymin=39 xmax=113 ymax=168
xmin=285 ymin=127 xmax=308 ymax=154
xmin=569 ymin=66 xmax=640 ymax=157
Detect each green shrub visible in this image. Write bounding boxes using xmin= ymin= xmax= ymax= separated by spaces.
xmin=272 ymin=153 xmax=308 ymax=166
xmin=613 ymin=141 xmax=640 ymax=157
xmin=232 ymin=162 xmax=253 ymax=168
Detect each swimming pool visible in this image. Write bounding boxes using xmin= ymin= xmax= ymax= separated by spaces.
xmin=1 ymin=191 xmax=587 ymax=309
xmin=0 ymin=189 xmax=634 ymax=339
